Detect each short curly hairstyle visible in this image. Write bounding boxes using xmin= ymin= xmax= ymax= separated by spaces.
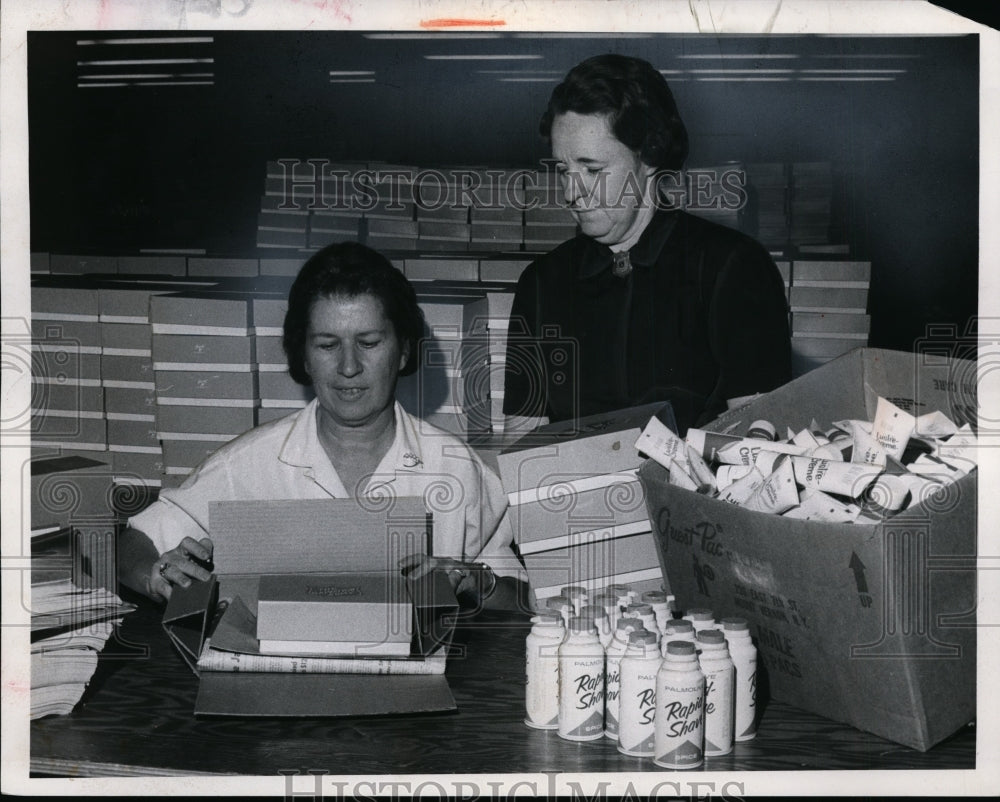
xmin=283 ymin=241 xmax=425 ymax=385
xmin=539 ymin=54 xmax=689 ymax=171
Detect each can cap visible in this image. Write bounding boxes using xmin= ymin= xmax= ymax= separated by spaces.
xmin=615 ymin=617 xmax=647 ymax=633
xmin=561 ymin=585 xmax=587 ymax=599
xmin=579 ymin=604 xmax=608 ymax=621
xmin=545 ymin=594 xmax=571 ymax=610
xmin=696 ymin=629 xmax=725 ymax=644
xmin=666 ymin=641 xmax=697 ymax=656
xmin=591 ymin=591 xmax=617 ymax=607
xmin=686 ymin=608 xmax=714 ymax=621
xmin=641 ymin=591 xmax=668 ymax=604
xmin=531 ymin=612 xmax=562 ymax=625
xmin=625 ymin=602 xmax=654 ymax=615
xmin=628 ymin=630 xmax=659 ymax=646
xmin=721 ymin=617 xmax=749 ymax=631
xmin=664 ymin=619 xmax=694 ymax=633
xmin=568 ymin=615 xmax=596 ymax=634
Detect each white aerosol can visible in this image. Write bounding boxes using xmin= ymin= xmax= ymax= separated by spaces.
xmin=557 ymin=616 xmax=605 ymax=741
xmin=721 ymin=617 xmax=758 ymax=741
xmin=603 ymin=617 xmax=648 ymax=739
xmin=684 ymin=607 xmax=716 ymax=633
xmin=616 ymin=629 xmax=661 ymax=757
xmin=660 ymin=618 xmax=697 ymax=657
xmin=697 ymin=628 xmax=735 ymax=757
xmin=653 ymin=640 xmax=705 ymax=769
xmin=524 ymin=612 xmax=565 ymax=729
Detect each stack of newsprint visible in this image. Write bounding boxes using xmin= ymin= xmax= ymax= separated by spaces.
xmin=30 ymin=578 xmax=135 ymax=719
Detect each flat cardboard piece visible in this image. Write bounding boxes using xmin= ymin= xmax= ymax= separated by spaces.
xmin=195 ymin=672 xmax=455 ymax=717
xmin=208 ymin=497 xmax=430 ymax=576
xmin=640 ymin=348 xmax=977 ymax=751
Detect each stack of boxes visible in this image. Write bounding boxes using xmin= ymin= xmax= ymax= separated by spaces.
xmin=149 ymin=292 xmax=257 ymax=488
xmin=460 ymin=289 xmax=516 ymax=434
xmin=397 ymin=292 xmax=491 ymax=440
xmin=99 ymin=286 xmax=165 ymax=489
xmin=523 ymin=170 xmax=577 ymax=252
xmin=470 ymin=169 xmax=525 ymax=252
xmin=252 ymin=295 xmax=314 ymax=425
xmin=365 ymin=165 xmax=419 ymax=253
xmin=416 ymin=170 xmax=471 ymax=253
xmin=788 ymin=259 xmax=871 ymax=376
xmin=789 ymin=161 xmax=834 ymax=248
xmin=258 ymin=160 xmax=311 ymax=252
xmin=496 ymin=404 xmax=671 ymax=607
xmin=681 ymin=164 xmax=744 ymax=232
xmin=31 ymin=285 xmax=106 ymax=455
xmin=745 ymin=162 xmax=790 ymax=250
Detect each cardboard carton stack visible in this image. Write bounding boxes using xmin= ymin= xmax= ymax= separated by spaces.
xmin=681 ymin=164 xmax=744 ymax=232
xmin=29 ymin=454 xmax=118 ymax=590
xmin=150 ymin=292 xmax=257 ymax=487
xmin=416 ymin=169 xmax=471 ymax=253
xmin=497 ymin=403 xmax=675 ymax=607
xmin=745 ymin=162 xmax=790 ymax=249
xmin=252 ymin=295 xmax=315 ymax=425
xmin=788 ymin=259 xmax=871 ymax=377
xmin=99 ymin=286 xmax=165 ymax=489
xmin=523 ymin=170 xmax=577 ymax=251
xmin=364 ymin=164 xmax=419 ymax=252
xmin=469 ymin=169 xmax=525 ymax=252
xmin=258 ymin=160 xmax=311 ymax=251
xmin=31 ymin=286 xmax=107 ymax=456
xmin=638 ymin=347 xmax=976 ymax=751
xmin=789 ymin=161 xmax=834 ymax=248
xmin=460 ymin=289 xmax=516 ymax=433
xmin=397 ymin=292 xmax=491 ymax=440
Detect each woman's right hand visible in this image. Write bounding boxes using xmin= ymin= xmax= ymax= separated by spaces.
xmin=149 ymin=536 xmax=214 ymax=601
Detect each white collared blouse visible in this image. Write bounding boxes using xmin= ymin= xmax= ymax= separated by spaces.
xmin=130 ymin=400 xmax=524 ymax=578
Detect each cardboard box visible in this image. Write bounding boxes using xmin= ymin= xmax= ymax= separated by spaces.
xmin=154 ymin=370 xmax=256 ymax=401
xmin=155 ymin=403 xmax=256 ymax=436
xmin=102 ymin=353 xmax=155 ymax=385
xmin=404 ymin=256 xmax=478 ymax=282
xmin=152 ymin=333 xmax=254 ymax=366
xmin=100 ymin=322 xmax=153 ymax=351
xmin=638 ymin=348 xmax=976 ymax=751
xmin=257 ymin=571 xmax=413 ymax=655
xmin=508 ymin=477 xmax=650 ymax=545
xmin=496 ymin=402 xmax=675 ymax=495
xmin=520 ymin=523 xmax=664 ymax=600
xmin=161 ymin=497 xmax=458 ymax=717
xmin=477 ymin=256 xmax=531 ymax=283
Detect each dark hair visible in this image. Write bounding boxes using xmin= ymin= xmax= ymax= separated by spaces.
xmin=283 ymin=241 xmax=424 ymax=384
xmin=539 ymin=54 xmax=689 ymax=171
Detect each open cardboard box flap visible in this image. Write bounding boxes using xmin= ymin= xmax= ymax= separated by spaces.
xmin=162 ymin=497 xmax=459 ymax=716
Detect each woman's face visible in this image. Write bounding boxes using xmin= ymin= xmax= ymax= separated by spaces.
xmin=550 ymin=111 xmax=655 ymax=246
xmin=303 ymin=293 xmax=409 ymax=430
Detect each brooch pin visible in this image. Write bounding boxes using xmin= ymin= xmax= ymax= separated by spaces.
xmin=402 ymin=452 xmax=423 ymax=468
xmin=611 ymin=250 xmax=633 ymax=278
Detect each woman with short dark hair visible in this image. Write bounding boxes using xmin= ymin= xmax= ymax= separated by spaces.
xmin=120 ymin=242 xmax=527 ymax=610
xmin=504 ymin=53 xmax=791 ymax=435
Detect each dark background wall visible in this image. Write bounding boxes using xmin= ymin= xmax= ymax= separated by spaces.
xmin=27 ymin=31 xmax=979 ymax=355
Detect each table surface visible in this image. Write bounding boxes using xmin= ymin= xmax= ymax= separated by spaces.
xmin=30 ymin=600 xmax=976 ymax=778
